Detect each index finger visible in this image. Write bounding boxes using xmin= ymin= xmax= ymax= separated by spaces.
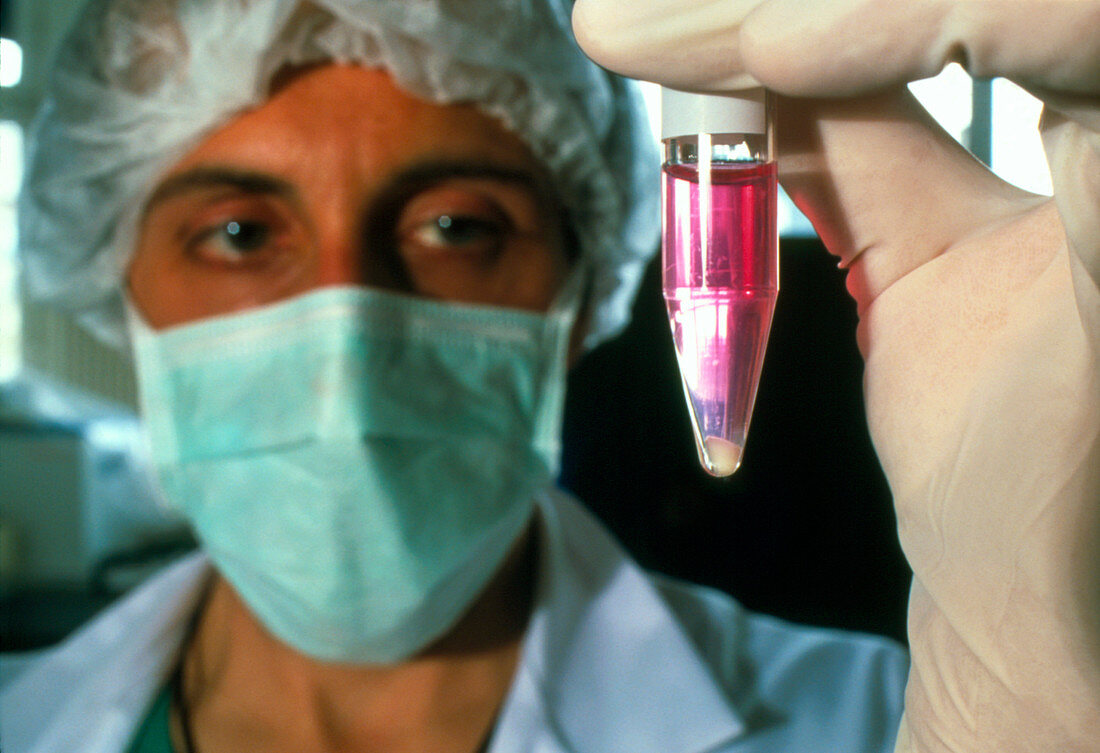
xmin=776 ymin=89 xmax=1044 ymax=308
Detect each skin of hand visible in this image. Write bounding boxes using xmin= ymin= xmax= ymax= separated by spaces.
xmin=573 ymin=2 xmax=1100 ymax=752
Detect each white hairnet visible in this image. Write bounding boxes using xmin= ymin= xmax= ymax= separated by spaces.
xmin=19 ymin=0 xmax=659 ymax=350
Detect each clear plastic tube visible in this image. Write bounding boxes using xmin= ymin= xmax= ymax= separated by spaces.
xmin=661 ymin=89 xmax=778 ymax=477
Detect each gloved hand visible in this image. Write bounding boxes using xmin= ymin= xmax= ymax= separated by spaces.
xmin=573 ymin=2 xmax=1100 ymax=751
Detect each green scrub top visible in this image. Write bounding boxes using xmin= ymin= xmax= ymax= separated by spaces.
xmin=126 ymin=685 xmax=175 ymax=753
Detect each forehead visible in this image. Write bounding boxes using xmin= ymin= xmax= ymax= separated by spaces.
xmin=162 ymin=65 xmax=546 ymax=186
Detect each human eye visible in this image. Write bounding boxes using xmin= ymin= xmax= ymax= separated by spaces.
xmin=404 ymin=214 xmax=508 ymax=255
xmin=192 ymin=219 xmax=272 ymax=260
xmin=182 ymin=200 xmax=302 ymax=267
xmin=396 ymin=188 xmax=514 ymax=265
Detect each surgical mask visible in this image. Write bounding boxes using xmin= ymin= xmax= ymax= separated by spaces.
xmin=128 ymin=281 xmax=579 ymax=663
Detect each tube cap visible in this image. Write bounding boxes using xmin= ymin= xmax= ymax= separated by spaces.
xmin=661 ymin=87 xmax=767 ymax=139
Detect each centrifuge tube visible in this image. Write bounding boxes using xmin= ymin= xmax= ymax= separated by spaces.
xmin=661 ymin=87 xmax=778 ymax=477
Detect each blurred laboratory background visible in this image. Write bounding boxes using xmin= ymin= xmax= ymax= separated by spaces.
xmin=0 ymin=0 xmax=1052 ymax=655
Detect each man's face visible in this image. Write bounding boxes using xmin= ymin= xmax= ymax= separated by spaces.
xmin=129 ymin=65 xmax=570 ymax=328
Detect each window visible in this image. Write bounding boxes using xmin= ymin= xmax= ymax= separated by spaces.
xmin=1 ymin=36 xmax=24 ymax=381
xmin=0 ymin=119 xmax=23 ymax=382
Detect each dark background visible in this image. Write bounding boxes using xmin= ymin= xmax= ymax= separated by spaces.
xmin=561 ymin=236 xmax=912 ymax=644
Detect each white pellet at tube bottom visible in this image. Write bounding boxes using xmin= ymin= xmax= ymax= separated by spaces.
xmin=703 ymin=435 xmax=742 ymax=477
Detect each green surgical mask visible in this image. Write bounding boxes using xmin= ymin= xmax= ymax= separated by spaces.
xmin=129 ymin=282 xmax=578 ymax=663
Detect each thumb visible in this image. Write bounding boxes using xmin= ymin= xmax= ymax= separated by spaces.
xmin=572 ymin=0 xmax=767 ymax=92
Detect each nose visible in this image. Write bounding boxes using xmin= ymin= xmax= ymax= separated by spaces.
xmin=313 ymin=224 xmax=413 ymax=294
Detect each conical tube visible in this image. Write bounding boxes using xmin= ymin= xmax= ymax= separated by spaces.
xmin=661 ymin=88 xmax=778 ymax=477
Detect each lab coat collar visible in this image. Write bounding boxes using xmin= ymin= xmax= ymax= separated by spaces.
xmin=489 ymin=488 xmax=747 ymax=753
xmin=1 ymin=489 xmax=748 ymax=753
xmin=0 ymin=552 xmax=211 ymax=753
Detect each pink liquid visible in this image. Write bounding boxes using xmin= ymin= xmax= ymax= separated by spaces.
xmin=662 ymin=161 xmax=778 ymax=476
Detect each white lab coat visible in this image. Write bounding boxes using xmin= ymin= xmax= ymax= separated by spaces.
xmin=1 ymin=488 xmax=908 ymax=753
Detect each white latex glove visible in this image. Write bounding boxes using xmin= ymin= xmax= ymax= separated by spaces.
xmin=574 ymin=2 xmax=1100 ymax=752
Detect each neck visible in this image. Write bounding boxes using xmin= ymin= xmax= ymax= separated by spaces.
xmin=175 ymin=527 xmax=538 ymax=753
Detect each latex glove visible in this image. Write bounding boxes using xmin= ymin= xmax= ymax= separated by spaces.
xmin=574 ymin=2 xmax=1100 ymax=752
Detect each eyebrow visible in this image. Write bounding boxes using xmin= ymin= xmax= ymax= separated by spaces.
xmin=142 ymin=160 xmax=554 ymax=217
xmin=142 ymin=167 xmax=298 ymax=217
